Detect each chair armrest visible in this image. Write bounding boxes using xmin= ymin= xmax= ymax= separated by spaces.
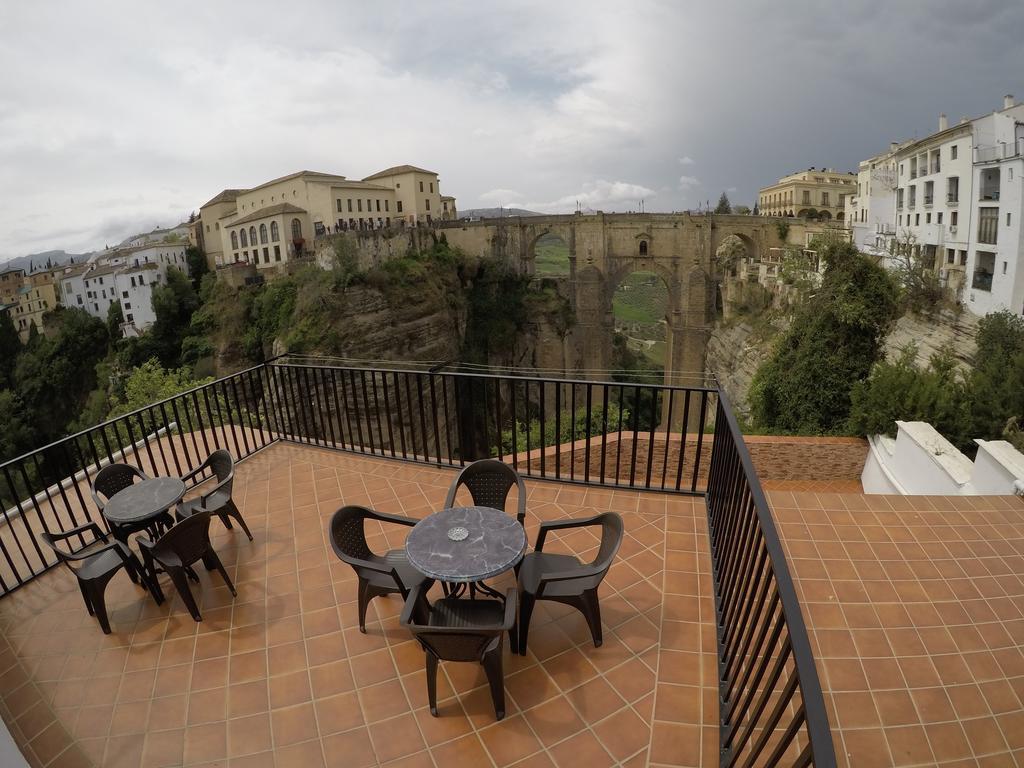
xmin=45 ymin=522 xmax=107 ymax=543
xmin=199 ymin=473 xmax=233 ymax=506
xmin=534 ymin=512 xmax=607 ymax=551
xmin=400 ymin=582 xmax=427 ymax=627
xmin=365 ymin=509 xmax=419 ymax=528
xmin=60 ymin=540 xmax=129 ymax=563
xmin=179 ymin=458 xmax=211 ymax=485
xmin=443 ymin=480 xmax=459 ymax=510
xmin=338 ymin=552 xmax=408 ymax=588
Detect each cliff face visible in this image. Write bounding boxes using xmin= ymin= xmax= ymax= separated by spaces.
xmin=706 ymin=320 xmax=782 ymax=416
xmin=882 ymin=307 xmax=979 ymax=369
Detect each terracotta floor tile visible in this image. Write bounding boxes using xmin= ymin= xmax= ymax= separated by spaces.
xmin=270 ymin=702 xmax=319 ymax=747
xmin=183 ymin=720 xmax=227 ymax=765
xmin=269 ymin=669 xmax=312 ymax=709
xmin=322 ymin=727 xmax=376 ymax=768
xmin=367 ymin=712 xmax=425 ymax=763
xmin=521 ymin=695 xmax=585 ymax=747
xmin=478 ymin=714 xmax=543 ymax=766
xmin=227 ymin=713 xmax=273 ymax=758
xmin=548 ymin=729 xmax=615 ymax=768
xmin=314 ymin=691 xmax=364 ymax=735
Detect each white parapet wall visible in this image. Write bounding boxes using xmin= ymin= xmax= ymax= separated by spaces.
xmin=862 ymin=421 xmax=1024 ymax=495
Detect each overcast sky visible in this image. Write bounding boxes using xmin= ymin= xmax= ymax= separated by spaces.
xmin=2 ymin=1 xmax=1024 ymax=261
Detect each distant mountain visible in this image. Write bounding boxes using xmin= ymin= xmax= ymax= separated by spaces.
xmin=458 ymin=207 xmax=545 ymax=220
xmin=1 ymin=250 xmax=91 ymax=274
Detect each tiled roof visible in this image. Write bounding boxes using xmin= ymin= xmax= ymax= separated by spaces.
xmin=229 ymin=202 xmax=306 ymax=227
xmin=201 ymin=188 xmax=246 ymax=208
xmin=363 ymin=164 xmax=438 ymax=180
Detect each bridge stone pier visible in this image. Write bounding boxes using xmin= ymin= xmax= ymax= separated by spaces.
xmin=436 ymin=213 xmax=802 ymax=422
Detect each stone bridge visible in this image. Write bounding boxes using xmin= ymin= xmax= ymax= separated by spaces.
xmin=434 ymin=213 xmax=812 ymax=390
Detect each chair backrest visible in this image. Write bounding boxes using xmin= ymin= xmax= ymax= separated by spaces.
xmin=401 ymin=586 xmax=510 ymax=662
xmin=444 ymin=459 xmax=526 ymax=525
xmin=207 ymin=449 xmax=234 ymax=496
xmin=151 ymin=511 xmax=214 ymax=568
xmin=573 ymin=512 xmax=624 ymax=590
xmin=329 ymin=506 xmax=375 ymax=563
xmin=92 ymin=463 xmax=146 ymax=505
xmin=39 ymin=532 xmax=80 ymax=572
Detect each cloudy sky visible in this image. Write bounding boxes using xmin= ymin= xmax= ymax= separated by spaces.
xmin=2 ymin=0 xmax=1024 ymax=261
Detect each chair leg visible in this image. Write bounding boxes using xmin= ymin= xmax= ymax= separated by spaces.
xmin=141 ymin=549 xmax=165 ymax=604
xmin=580 ymin=589 xmax=603 ymax=648
xmin=357 ymin=578 xmax=371 ymax=633
xmin=205 ymin=549 xmax=237 ymax=596
xmin=168 ymin=567 xmax=202 ymax=622
xmin=518 ymin=593 xmax=536 ymax=656
xmin=482 ymin=648 xmax=506 ymax=720
xmin=87 ymin=581 xmax=112 ymax=634
xmin=224 ymin=500 xmax=254 ymax=541
xmin=77 ymin=579 xmax=94 ymax=616
xmin=426 ymin=652 xmax=439 ymax=717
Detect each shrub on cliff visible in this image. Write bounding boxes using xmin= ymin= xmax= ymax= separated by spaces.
xmin=748 ymin=240 xmax=900 ymax=434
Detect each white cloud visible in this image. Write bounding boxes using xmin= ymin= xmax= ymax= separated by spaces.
xmin=678 ymin=175 xmax=701 ymax=190
xmin=525 ymin=180 xmax=655 ymax=213
xmin=678 ymin=156 xmax=695 ymax=166
xmin=479 ymin=188 xmax=524 ymax=203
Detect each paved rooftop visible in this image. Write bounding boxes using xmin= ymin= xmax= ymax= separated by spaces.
xmin=0 ymin=444 xmax=718 ymax=768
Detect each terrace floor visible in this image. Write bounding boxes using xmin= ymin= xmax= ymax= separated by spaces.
xmin=0 ymin=443 xmax=719 ymax=768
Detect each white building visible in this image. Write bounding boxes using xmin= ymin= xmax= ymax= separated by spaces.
xmin=844 ymin=143 xmax=903 ymax=257
xmin=57 ymin=243 xmax=191 ymax=336
xmin=854 ymin=95 xmax=1024 ymax=316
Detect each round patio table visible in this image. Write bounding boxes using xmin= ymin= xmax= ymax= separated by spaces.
xmin=405 ymin=506 xmax=527 ymax=596
xmin=102 ymin=477 xmax=185 ymax=542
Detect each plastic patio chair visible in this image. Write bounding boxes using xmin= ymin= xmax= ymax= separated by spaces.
xmin=175 ymin=449 xmax=253 ymax=541
xmin=91 ymin=462 xmax=173 ymax=539
xmin=39 ymin=522 xmax=150 ymax=634
xmin=329 ymin=505 xmax=434 ymax=632
xmin=138 ymin=510 xmax=236 ymax=622
xmin=517 ymin=512 xmax=623 ymax=655
xmin=400 ymin=583 xmax=518 ymax=720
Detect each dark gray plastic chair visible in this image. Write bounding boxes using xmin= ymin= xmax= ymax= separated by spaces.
xmin=138 ymin=510 xmax=236 ymax=622
xmin=329 ymin=505 xmax=434 ymax=633
xmin=444 ymin=459 xmax=526 ymax=526
xmin=91 ymin=462 xmax=173 ymax=539
xmin=400 ymin=583 xmax=517 ymax=720
xmin=176 ymin=449 xmax=253 ymax=541
xmin=517 ymin=512 xmax=623 ymax=655
xmin=39 ymin=523 xmax=150 ymax=634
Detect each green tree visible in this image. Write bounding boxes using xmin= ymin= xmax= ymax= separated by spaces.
xmin=186 ymin=244 xmax=210 ymax=291
xmin=964 ymin=310 xmax=1024 ymax=444
xmin=147 ymin=267 xmax=200 ymax=368
xmin=749 ymin=240 xmax=900 ymax=434
xmin=714 ymin=192 xmax=732 ymax=214
xmin=733 ymin=204 xmax=752 ymax=215
xmin=0 ymin=310 xmax=21 ymax=388
xmin=0 ymin=390 xmax=36 ymax=463
xmin=107 ymin=300 xmax=124 ymax=340
xmin=847 ymin=344 xmax=968 ymax=444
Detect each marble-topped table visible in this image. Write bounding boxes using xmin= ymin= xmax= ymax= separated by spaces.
xmin=405 ymin=506 xmax=527 ymax=586
xmin=103 ymin=477 xmax=185 ymax=528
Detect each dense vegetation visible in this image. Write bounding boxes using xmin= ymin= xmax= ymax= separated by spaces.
xmin=749 ymin=239 xmax=901 ymax=433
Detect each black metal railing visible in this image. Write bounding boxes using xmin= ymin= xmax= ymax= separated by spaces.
xmin=705 ymin=388 xmax=835 ymax=767
xmin=0 ymin=363 xmax=277 ymax=595
xmin=265 ymin=360 xmax=717 ymax=494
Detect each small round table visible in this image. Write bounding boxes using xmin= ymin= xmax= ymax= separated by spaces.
xmin=405 ymin=506 xmax=527 ymax=597
xmin=102 ymin=477 xmax=186 ymax=543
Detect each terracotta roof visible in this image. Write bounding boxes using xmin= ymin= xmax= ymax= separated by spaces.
xmin=362 ymin=164 xmax=438 ymax=180
xmin=247 ymin=170 xmax=348 ymax=192
xmin=200 ymin=189 xmax=246 ymax=209
xmin=229 ymin=202 xmax=306 ymax=227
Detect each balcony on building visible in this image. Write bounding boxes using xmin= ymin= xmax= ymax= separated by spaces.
xmin=978 ymin=206 xmax=999 ymax=244
xmin=973 ymin=250 xmax=996 ymax=291
xmin=979 ymin=168 xmax=1001 ymax=201
xmin=2 ymin=359 xmax=1024 ymax=767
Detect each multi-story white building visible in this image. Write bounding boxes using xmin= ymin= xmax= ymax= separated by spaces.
xmin=853 ymin=95 xmax=1024 ymax=316
xmin=55 ymin=243 xmax=191 ymax=336
xmin=845 ymin=143 xmax=903 ymax=256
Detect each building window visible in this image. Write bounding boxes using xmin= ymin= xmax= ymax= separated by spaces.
xmin=348 ymin=199 xmax=353 ymax=212
xmin=1008 ymin=212 xmax=1012 ymax=227
xmin=821 ymin=192 xmax=829 ymax=206
xmin=239 ymin=229 xmax=248 ymax=247
xmin=926 ymin=213 xmax=931 ymax=223
xmin=959 ymin=251 xmax=967 ymax=266
xmin=915 ymin=214 xmax=920 ymax=225
xmin=357 ymin=199 xmax=362 ymax=212
xmin=947 ymin=248 xmax=955 ymax=264
xmin=978 ymin=207 xmax=999 ymax=244
xmin=419 ymin=181 xmax=424 ymax=192
xmin=291 ymin=218 xmax=302 ymax=240
xmin=385 ymin=200 xmax=389 ymax=212
xmin=123 ymin=289 xmax=130 ymax=297
xmin=271 ymin=221 xmax=279 ymax=242
xmin=126 ymin=313 xmax=133 ymax=323
xmin=274 ymin=245 xmax=281 ymax=261
xmin=124 ymin=302 xmax=131 ymax=310
xmin=425 ymin=199 xmax=431 ymax=211
xmin=260 ymin=223 xmax=268 ymax=244
xmin=947 ymin=177 xmax=959 ymax=203
xmin=249 ymin=226 xmax=257 ymax=247
xmin=951 ymin=211 xmax=958 ymax=226
xmin=263 ymin=247 xmax=269 ymax=262
xmin=639 ymin=240 xmax=648 ymax=256
xmin=336 ymin=199 xmax=343 ymax=212
xmin=924 ymin=180 xmax=934 ymax=205
xmin=139 ymin=275 xmax=145 ymax=285
xmin=397 ymin=201 xmax=403 ymax=213
xmin=951 ymin=145 xmax=958 ymax=160
xmin=938 ymin=212 xmax=943 ymax=224
xmin=430 ymin=182 xmax=434 ymax=193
